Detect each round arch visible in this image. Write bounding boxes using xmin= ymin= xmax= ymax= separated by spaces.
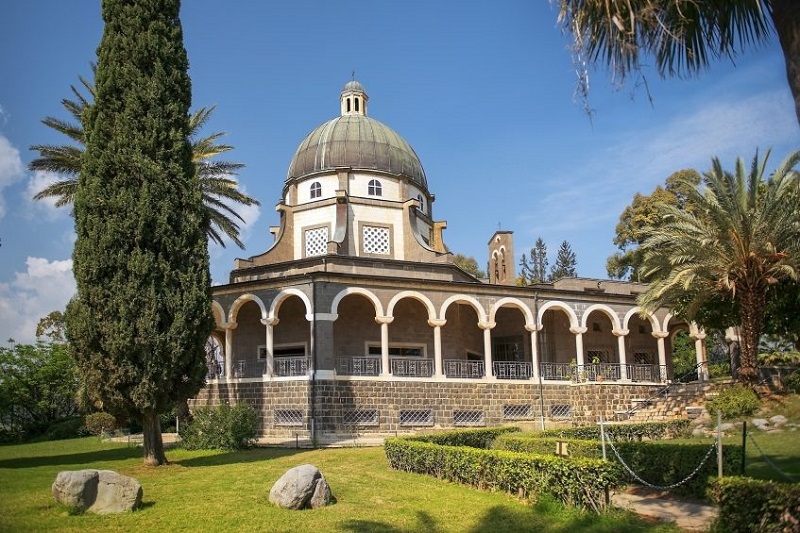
xmin=211 ymin=300 xmax=226 ymax=326
xmin=623 ymin=307 xmax=659 ymax=333
xmin=269 ymin=288 xmax=313 ymax=320
xmin=439 ymin=294 xmax=487 ymax=323
xmin=488 ymin=297 xmax=534 ymax=327
xmin=228 ymin=293 xmax=267 ymax=322
xmin=537 ymin=301 xmax=579 ymax=329
xmin=386 ymin=290 xmax=436 ymax=321
xmin=330 ymin=287 xmax=384 ymax=317
xmin=581 ymin=304 xmax=622 ymax=331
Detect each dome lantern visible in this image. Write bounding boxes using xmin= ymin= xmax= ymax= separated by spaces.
xmin=340 ymin=80 xmax=368 ymax=116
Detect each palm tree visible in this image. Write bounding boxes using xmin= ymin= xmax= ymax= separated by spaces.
xmin=637 ymin=149 xmax=800 ymax=383
xmin=554 ymin=0 xmax=800 ymax=124
xmin=30 ymin=72 xmax=259 ymax=248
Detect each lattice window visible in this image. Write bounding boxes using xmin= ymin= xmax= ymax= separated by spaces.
xmin=453 ymin=410 xmax=485 ymax=426
xmin=587 ymin=348 xmax=611 ymax=363
xmin=274 ymin=409 xmax=304 ymax=426
xmin=399 ymin=409 xmax=433 ymax=427
xmin=502 ymin=404 xmax=533 ymax=420
xmin=550 ymin=404 xmax=572 ymax=419
xmin=362 ymin=226 xmax=390 ymax=255
xmin=343 ymin=409 xmax=379 ymax=426
xmin=304 ymin=227 xmax=328 ymax=257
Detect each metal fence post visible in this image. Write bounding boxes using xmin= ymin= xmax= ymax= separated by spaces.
xmin=741 ymin=421 xmax=747 ymax=475
xmin=717 ymin=410 xmax=723 ymax=478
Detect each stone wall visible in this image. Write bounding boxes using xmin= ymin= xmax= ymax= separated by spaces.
xmin=191 ymin=379 xmax=687 ymax=439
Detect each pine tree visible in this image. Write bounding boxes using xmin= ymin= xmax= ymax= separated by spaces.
xmin=530 ymin=237 xmax=549 ymax=284
xmin=549 ymin=240 xmax=577 ymax=281
xmin=66 ymin=0 xmax=214 ymax=466
xmin=518 ymin=254 xmax=531 ymax=285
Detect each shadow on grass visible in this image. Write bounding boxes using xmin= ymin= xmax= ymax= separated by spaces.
xmin=174 ymin=446 xmax=305 ymax=467
xmin=0 ymin=446 xmax=143 ymax=469
xmin=341 ymin=511 xmax=440 ymax=533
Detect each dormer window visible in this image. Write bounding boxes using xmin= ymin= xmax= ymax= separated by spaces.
xmin=310 ymin=181 xmax=321 ymax=199
xmin=368 ymin=179 xmax=382 ymax=196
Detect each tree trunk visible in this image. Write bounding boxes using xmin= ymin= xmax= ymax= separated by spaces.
xmin=142 ymin=410 xmax=167 ymax=466
xmin=770 ymin=0 xmax=800 ymax=125
xmin=737 ymin=289 xmax=766 ymax=385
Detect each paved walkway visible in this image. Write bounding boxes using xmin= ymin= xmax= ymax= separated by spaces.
xmin=612 ymin=487 xmax=718 ymax=532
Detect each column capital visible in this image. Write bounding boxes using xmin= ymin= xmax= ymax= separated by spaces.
xmin=427 ymin=319 xmax=447 ymax=328
xmin=690 ymin=332 xmax=707 ymax=341
xmin=525 ymin=324 xmax=542 ymax=333
xmin=651 ymin=331 xmax=670 ymax=339
xmin=221 ymin=321 xmax=238 ymax=330
xmin=569 ymin=326 xmax=588 ymax=335
xmin=612 ymin=328 xmax=629 ymax=337
xmin=375 ymin=315 xmax=394 ymax=325
xmin=311 ymin=313 xmax=338 ymax=322
xmin=478 ymin=321 xmax=496 ymax=330
xmin=260 ymin=317 xmax=279 ymax=327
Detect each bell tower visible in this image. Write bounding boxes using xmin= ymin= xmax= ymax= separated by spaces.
xmin=488 ymin=230 xmax=515 ymax=285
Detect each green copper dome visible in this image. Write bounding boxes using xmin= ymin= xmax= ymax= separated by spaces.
xmin=286 ymin=82 xmax=428 ymax=189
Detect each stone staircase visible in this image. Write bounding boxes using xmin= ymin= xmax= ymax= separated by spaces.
xmin=618 ymin=382 xmax=714 ymax=423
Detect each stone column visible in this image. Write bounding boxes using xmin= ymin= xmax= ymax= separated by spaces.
xmin=428 ymin=319 xmax=447 ymax=379
xmin=691 ymin=329 xmax=709 ymax=382
xmin=525 ymin=324 xmax=541 ymax=381
xmin=652 ymin=331 xmax=669 ymax=382
xmin=222 ymin=321 xmax=237 ymax=379
xmin=260 ymin=317 xmax=279 ymax=378
xmin=375 ymin=316 xmax=394 ymax=377
xmin=569 ymin=326 xmax=588 ymax=367
xmin=479 ymin=321 xmax=495 ymax=378
xmin=612 ymin=328 xmax=629 ymax=380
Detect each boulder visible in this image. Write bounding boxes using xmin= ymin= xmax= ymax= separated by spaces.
xmin=770 ymin=415 xmax=788 ymax=427
xmin=269 ymin=464 xmax=333 ymax=510
xmin=52 ymin=470 xmax=142 ymax=514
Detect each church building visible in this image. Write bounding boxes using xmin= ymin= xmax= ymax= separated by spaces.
xmin=192 ymin=81 xmax=709 ymax=440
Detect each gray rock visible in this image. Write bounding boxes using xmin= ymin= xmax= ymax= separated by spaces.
xmin=52 ymin=470 xmax=98 ymax=511
xmin=752 ymin=418 xmax=769 ymax=428
xmin=692 ymin=427 xmax=707 ymax=437
xmin=52 ymin=470 xmax=141 ymax=514
xmin=269 ymin=464 xmax=333 ymax=510
xmin=718 ymin=423 xmax=735 ymax=432
xmin=769 ymin=415 xmax=788 ymax=426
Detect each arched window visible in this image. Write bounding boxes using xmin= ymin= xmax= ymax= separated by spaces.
xmin=368 ymin=179 xmax=382 ymax=196
xmin=355 ymin=97 xmax=360 ymax=112
xmin=310 ymin=181 xmax=321 ymax=199
xmin=346 ymin=98 xmax=351 ymax=112
xmin=417 ymin=194 xmax=424 ymax=213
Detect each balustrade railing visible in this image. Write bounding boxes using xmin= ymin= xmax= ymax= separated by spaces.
xmin=539 ymin=362 xmax=573 ymax=381
xmin=232 ymin=359 xmax=266 ymax=378
xmin=444 ymin=359 xmax=485 ymax=379
xmin=493 ymin=361 xmax=532 ymax=379
xmin=625 ymin=363 xmax=666 ymax=382
xmin=391 ymin=357 xmax=434 ymax=377
xmin=274 ymin=356 xmax=309 ymax=377
xmin=337 ymin=356 xmax=381 ymax=376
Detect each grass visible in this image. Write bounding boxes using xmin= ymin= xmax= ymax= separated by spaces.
xmin=0 ymin=438 xmax=679 ymax=533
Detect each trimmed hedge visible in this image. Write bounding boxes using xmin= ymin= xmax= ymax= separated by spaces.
xmin=385 ymin=432 xmax=623 ymax=511
xmin=493 ymin=434 xmax=743 ymax=499
xmin=406 ymin=426 xmax=521 ymax=448
xmin=711 ymin=477 xmax=800 ymax=532
xmin=535 ymin=420 xmax=691 ymax=441
xmin=181 ymin=403 xmax=257 ymax=451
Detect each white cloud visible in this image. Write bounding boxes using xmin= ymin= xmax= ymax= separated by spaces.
xmin=0 ymin=257 xmax=75 ymax=344
xmin=0 ymin=133 xmax=25 ymax=219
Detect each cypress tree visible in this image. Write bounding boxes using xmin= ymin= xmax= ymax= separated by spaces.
xmin=530 ymin=237 xmax=549 ymax=284
xmin=549 ymin=240 xmax=578 ymax=281
xmin=66 ymin=0 xmax=213 ymax=466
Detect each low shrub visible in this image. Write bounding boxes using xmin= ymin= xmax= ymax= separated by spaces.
xmin=534 ymin=420 xmax=690 ymax=441
xmin=385 ymin=432 xmax=624 ymax=511
xmin=42 ymin=416 xmax=86 ymax=441
xmin=710 ymin=476 xmax=800 ymax=532
xmin=180 ymin=403 xmax=257 ymax=451
xmin=493 ymin=434 xmax=743 ymax=499
xmin=409 ymin=427 xmax=520 ymax=448
xmin=784 ymin=370 xmax=800 ymax=394
xmin=84 ymin=412 xmax=117 ymax=436
xmin=706 ymin=385 xmax=760 ymax=419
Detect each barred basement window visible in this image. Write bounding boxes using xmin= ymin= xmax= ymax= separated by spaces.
xmin=304 ymin=226 xmax=328 ymax=257
xmin=362 ymin=226 xmax=390 ymax=254
xmin=502 ymin=404 xmax=532 ymax=420
xmin=550 ymin=404 xmax=572 ymax=419
xmin=453 ymin=410 xmax=485 ymax=426
xmin=342 ymin=409 xmax=379 ymax=426
xmin=399 ymin=409 xmax=433 ymax=427
xmin=274 ymin=409 xmax=304 ymax=426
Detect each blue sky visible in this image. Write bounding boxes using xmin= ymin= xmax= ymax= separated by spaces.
xmin=1 ymin=1 xmax=797 ymax=343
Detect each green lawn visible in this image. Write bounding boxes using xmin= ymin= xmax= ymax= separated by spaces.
xmin=0 ymin=438 xmax=678 ymax=533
